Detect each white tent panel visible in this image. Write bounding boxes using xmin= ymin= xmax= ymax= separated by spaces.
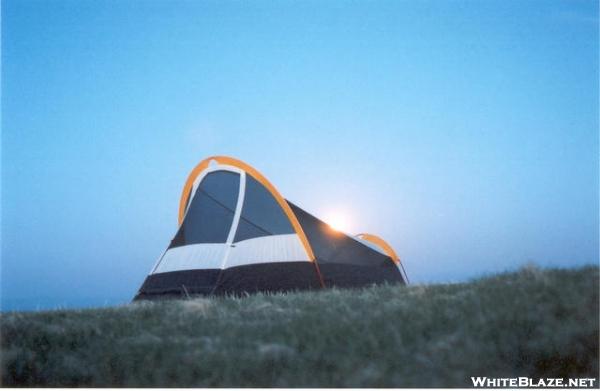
xmin=225 ymin=233 xmax=310 ymax=268
xmin=153 ymin=243 xmax=228 ymax=273
xmin=152 ymin=233 xmax=309 ymax=274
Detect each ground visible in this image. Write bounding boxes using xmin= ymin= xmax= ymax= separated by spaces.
xmin=1 ymin=265 xmax=598 ymax=387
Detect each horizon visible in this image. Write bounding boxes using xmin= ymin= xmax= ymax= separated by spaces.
xmin=2 ymin=0 xmax=599 ymax=311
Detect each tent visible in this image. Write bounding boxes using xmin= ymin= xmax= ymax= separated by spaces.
xmin=134 ymin=156 xmax=408 ymax=300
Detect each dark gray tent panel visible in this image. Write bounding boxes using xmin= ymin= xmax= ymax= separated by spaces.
xmin=287 ymin=202 xmax=404 ymax=288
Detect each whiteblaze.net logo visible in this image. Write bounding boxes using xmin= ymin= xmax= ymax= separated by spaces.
xmin=471 ymin=377 xmax=597 ymax=388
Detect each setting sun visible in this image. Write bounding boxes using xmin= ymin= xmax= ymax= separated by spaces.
xmin=324 ymin=210 xmax=352 ymax=233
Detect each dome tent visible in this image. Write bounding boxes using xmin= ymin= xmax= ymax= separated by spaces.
xmin=134 ymin=156 xmax=407 ymax=300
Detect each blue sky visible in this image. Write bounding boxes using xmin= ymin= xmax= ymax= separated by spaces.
xmin=2 ymin=0 xmax=598 ymax=311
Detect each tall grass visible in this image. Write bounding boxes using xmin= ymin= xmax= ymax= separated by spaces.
xmin=1 ymin=265 xmax=598 ymax=387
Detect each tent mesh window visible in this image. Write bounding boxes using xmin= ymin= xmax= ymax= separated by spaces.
xmin=170 ymin=171 xmax=240 ymax=248
xmin=233 ymin=176 xmax=294 ymax=242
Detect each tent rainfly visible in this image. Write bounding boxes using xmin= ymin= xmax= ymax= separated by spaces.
xmin=134 ymin=156 xmax=408 ymax=300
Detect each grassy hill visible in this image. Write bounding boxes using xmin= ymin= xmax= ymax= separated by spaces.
xmin=1 ymin=265 xmax=598 ymax=387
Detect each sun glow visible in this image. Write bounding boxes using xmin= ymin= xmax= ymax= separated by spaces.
xmin=324 ymin=210 xmax=352 ymax=233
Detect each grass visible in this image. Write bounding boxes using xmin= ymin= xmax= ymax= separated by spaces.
xmin=1 ymin=265 xmax=598 ymax=387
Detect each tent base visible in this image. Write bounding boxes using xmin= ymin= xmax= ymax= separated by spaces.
xmin=134 ymin=260 xmax=405 ymax=301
